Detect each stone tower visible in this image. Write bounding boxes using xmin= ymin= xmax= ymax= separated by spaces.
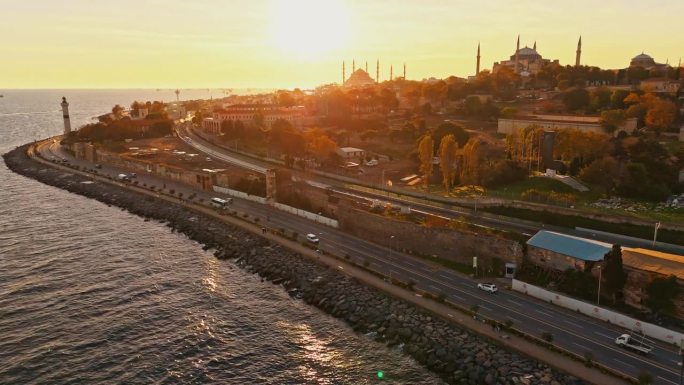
xmin=476 ymin=42 xmax=481 ymax=75
xmin=61 ymin=97 xmax=71 ymax=136
xmin=575 ymin=36 xmax=582 ymax=67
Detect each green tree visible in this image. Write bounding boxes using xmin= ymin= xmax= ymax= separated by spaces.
xmin=418 ymin=135 xmax=435 ymax=190
xmin=578 ymin=156 xmax=620 ymax=192
xmin=562 ymin=88 xmax=590 ymax=111
xmin=645 ymin=275 xmax=680 ymax=315
xmin=603 ymin=245 xmax=626 ymax=302
xmin=438 ymin=134 xmax=458 ymax=194
xmin=432 ymin=122 xmax=470 ymax=147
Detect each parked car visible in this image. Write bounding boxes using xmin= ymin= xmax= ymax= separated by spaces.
xmin=117 ymin=173 xmax=131 ymax=182
xmin=129 ymin=172 xmax=137 ymax=178
xmin=306 ymin=233 xmax=319 ymax=244
xmin=94 ymin=164 xmax=102 ymax=169
xmin=477 ymin=283 xmax=498 ymax=293
xmin=365 ymin=159 xmax=379 ymax=167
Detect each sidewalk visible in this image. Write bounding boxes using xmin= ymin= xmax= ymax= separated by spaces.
xmin=29 ymin=141 xmax=630 ymax=385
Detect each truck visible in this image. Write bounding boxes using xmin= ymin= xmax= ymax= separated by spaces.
xmin=614 ymin=334 xmax=653 ymax=355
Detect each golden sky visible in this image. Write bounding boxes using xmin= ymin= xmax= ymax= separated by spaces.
xmin=1 ymin=0 xmax=682 ymax=89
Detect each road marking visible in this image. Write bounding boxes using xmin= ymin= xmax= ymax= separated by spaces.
xmin=429 ymin=284 xmax=442 ymax=291
xmin=507 ymin=299 xmax=524 ymax=306
xmin=612 ymin=358 xmax=635 ymax=368
xmin=535 ymin=309 xmax=554 ymax=317
xmin=572 ymin=342 xmax=589 ymax=350
xmin=479 ymin=305 xmax=492 ymax=311
xmin=594 ymin=331 xmax=614 ymax=340
xmin=563 ymin=319 xmax=583 ymax=329
xmin=450 ymin=294 xmax=465 ymax=302
xmin=658 ymin=376 xmax=678 ymax=385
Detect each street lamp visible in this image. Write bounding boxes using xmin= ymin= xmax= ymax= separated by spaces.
xmin=389 ymin=235 xmax=395 ymax=281
xmin=597 ymin=265 xmax=602 ymax=306
xmin=653 ymin=222 xmax=660 ymax=247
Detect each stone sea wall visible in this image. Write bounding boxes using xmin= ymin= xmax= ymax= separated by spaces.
xmin=3 ymin=145 xmax=585 ymax=385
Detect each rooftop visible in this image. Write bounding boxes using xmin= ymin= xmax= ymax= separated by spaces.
xmin=527 ymin=230 xmax=613 ymax=262
xmin=622 ymin=247 xmax=684 ymax=280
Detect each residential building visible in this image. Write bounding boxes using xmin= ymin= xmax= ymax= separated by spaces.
xmin=336 ymin=147 xmax=365 ymax=160
xmin=202 ymin=103 xmax=304 ymax=134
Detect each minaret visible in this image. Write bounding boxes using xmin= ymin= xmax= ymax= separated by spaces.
xmin=61 ymin=97 xmax=71 ymax=136
xmin=533 ymin=41 xmax=536 ymax=51
xmin=342 ymin=61 xmax=346 ymax=84
xmin=174 ymin=89 xmax=180 ymax=101
xmin=352 ymin=59 xmax=355 ymax=72
xmin=575 ymin=36 xmax=582 ymax=67
xmin=390 ymin=65 xmax=393 ymax=81
xmin=403 ymin=63 xmax=406 ymax=80
xmin=376 ymin=59 xmax=379 ymax=83
xmin=476 ymin=42 xmax=481 ymax=75
xmin=514 ymin=34 xmax=520 ymax=74
xmin=365 ymin=61 xmax=368 ymax=73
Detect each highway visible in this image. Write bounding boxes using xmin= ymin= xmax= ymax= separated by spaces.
xmin=176 ymin=123 xmax=684 ymax=255
xmin=37 ymin=139 xmax=684 ymax=384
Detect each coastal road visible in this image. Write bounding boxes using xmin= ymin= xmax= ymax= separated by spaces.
xmin=38 ymin=140 xmax=683 ymax=384
xmin=177 ymin=123 xmax=684 ymax=254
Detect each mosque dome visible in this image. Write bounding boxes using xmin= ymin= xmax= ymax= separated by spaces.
xmin=510 ymin=46 xmax=542 ymax=61
xmin=630 ymin=52 xmax=656 ymax=68
xmin=344 ymin=69 xmax=375 ymax=88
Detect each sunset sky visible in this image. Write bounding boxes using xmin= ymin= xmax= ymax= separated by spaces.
xmin=2 ymin=0 xmax=683 ymax=89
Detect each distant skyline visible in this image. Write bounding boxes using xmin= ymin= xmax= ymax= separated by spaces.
xmin=1 ymin=0 xmax=683 ymax=89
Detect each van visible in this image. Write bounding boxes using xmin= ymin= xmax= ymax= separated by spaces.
xmin=117 ymin=174 xmax=131 ymax=182
xmin=210 ymin=197 xmax=232 ymax=209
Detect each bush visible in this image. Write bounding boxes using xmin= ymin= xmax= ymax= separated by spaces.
xmin=363 ymin=259 xmax=370 ymax=267
xmin=541 ymin=332 xmax=554 ymax=343
xmin=344 ymin=254 xmax=351 ymax=260
xmin=407 ymin=280 xmax=415 ymax=291
xmin=583 ymin=351 xmax=594 ymax=367
xmin=637 ymin=372 xmax=654 ymax=385
xmin=169 ymin=189 xmax=175 ymax=194
xmin=504 ymin=319 xmax=514 ymax=329
xmin=437 ymin=292 xmax=447 ymax=303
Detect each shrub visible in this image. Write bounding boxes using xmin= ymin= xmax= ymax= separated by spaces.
xmin=363 ymin=259 xmax=370 ymax=267
xmin=583 ymin=351 xmax=594 ymax=367
xmin=541 ymin=332 xmax=554 ymax=343
xmin=437 ymin=292 xmax=447 ymax=303
xmin=504 ymin=319 xmax=514 ymax=329
xmin=407 ymin=280 xmax=415 ymax=291
xmin=344 ymin=254 xmax=351 ymax=260
xmin=169 ymin=189 xmax=175 ymax=194
xmin=637 ymin=372 xmax=654 ymax=385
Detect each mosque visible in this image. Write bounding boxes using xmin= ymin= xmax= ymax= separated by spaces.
xmin=490 ymin=35 xmax=579 ymax=76
xmin=628 ymin=52 xmax=671 ymax=71
xmin=340 ymin=60 xmax=406 ymax=88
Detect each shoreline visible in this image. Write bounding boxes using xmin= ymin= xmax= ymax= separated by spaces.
xmin=4 ymin=143 xmax=594 ymax=385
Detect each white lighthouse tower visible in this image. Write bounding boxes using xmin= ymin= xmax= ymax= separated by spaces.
xmin=61 ymin=96 xmax=71 ymax=136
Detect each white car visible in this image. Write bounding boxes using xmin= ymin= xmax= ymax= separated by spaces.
xmin=477 ymin=283 xmax=498 ymax=293
xmin=365 ymin=159 xmax=379 ymax=167
xmin=306 ymin=233 xmax=319 ymax=244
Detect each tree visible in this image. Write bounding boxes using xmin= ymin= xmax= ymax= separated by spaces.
xmin=112 ymin=104 xmax=124 ymax=119
xmin=603 ymin=245 xmax=626 ymax=302
xmin=645 ymin=275 xmax=680 ymax=315
xmin=562 ymin=88 xmax=590 ymax=111
xmin=461 ymin=137 xmax=481 ymax=184
xmin=220 ymin=119 xmax=234 ymax=135
xmin=578 ymin=156 xmax=620 ymax=192
xmin=417 ymin=135 xmax=435 ymax=190
xmin=432 ymin=122 xmax=470 ymax=147
xmin=438 ymin=134 xmax=458 ymax=194
xmin=645 ymin=98 xmax=677 ymax=134
xmin=610 ymin=89 xmax=630 ymax=109
xmin=600 ymin=109 xmax=626 ymax=134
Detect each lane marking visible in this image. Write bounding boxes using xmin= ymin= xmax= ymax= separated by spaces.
xmin=563 ymin=319 xmax=583 ymax=329
xmin=594 ymin=331 xmax=614 ymax=340
xmin=572 ymin=342 xmax=589 ymax=350
xmin=536 ymin=309 xmax=554 ymax=317
xmin=612 ymin=358 xmax=635 ymax=368
xmin=659 ymin=376 xmax=678 ymax=385
xmin=507 ymin=299 xmax=524 ymax=306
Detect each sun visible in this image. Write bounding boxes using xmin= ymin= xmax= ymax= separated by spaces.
xmin=269 ymin=0 xmax=350 ymax=59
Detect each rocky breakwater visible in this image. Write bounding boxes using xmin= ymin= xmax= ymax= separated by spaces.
xmin=5 ymin=145 xmax=585 ymax=385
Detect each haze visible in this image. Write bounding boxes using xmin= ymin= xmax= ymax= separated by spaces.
xmin=1 ymin=0 xmax=682 ymax=89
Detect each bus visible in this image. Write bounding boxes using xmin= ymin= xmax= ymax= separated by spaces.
xmin=210 ymin=197 xmax=232 ymax=209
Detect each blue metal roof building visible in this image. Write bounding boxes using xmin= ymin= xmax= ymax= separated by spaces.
xmin=526 ymin=231 xmax=613 ymax=271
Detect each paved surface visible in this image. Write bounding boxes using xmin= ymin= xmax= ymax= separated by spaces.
xmin=37 ymin=140 xmax=683 ymax=384
xmin=178 ymin=124 xmax=684 ymax=255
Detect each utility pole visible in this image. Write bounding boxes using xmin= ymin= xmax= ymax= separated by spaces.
xmin=389 ymin=235 xmax=395 ymax=281
xmin=597 ymin=265 xmax=602 ymax=306
xmin=653 ymin=222 xmax=661 ymax=247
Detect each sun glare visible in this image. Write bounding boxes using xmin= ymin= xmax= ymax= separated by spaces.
xmin=270 ymin=0 xmax=350 ymax=59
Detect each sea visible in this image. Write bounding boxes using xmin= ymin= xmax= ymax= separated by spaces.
xmin=0 ymin=89 xmax=444 ymax=385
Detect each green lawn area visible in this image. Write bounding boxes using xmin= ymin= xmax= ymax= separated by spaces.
xmin=487 ymin=176 xmax=604 ymax=203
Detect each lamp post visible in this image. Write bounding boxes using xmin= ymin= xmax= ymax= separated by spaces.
xmin=389 ymin=235 xmax=395 ymax=281
xmin=653 ymin=222 xmax=660 ymax=247
xmin=597 ymin=265 xmax=602 ymax=306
